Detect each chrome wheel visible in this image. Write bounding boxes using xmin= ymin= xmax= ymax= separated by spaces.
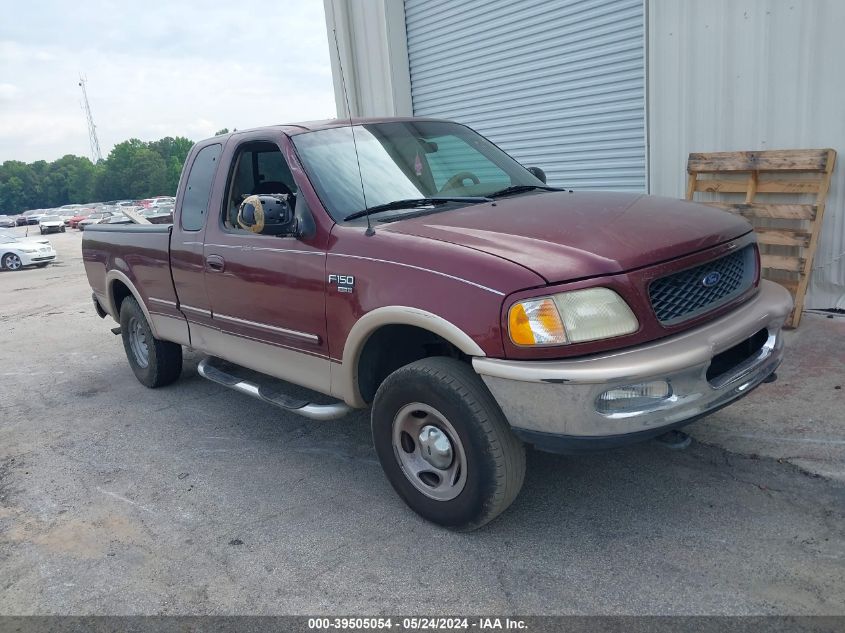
xmin=3 ymin=254 xmax=22 ymax=270
xmin=392 ymin=402 xmax=467 ymax=501
xmin=128 ymin=316 xmax=149 ymax=368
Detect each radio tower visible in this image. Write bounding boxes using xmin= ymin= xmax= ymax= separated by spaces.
xmin=78 ymin=74 xmax=103 ymax=162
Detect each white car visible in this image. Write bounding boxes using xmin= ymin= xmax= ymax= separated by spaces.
xmin=38 ymin=215 xmax=66 ymax=235
xmin=0 ymin=231 xmax=56 ymax=271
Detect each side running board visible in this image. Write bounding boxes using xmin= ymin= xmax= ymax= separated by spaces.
xmin=196 ymin=357 xmax=352 ymax=421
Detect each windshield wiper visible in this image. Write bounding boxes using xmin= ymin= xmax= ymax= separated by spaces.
xmin=487 ymin=184 xmax=565 ymax=198
xmin=343 ymin=197 xmax=492 ymax=222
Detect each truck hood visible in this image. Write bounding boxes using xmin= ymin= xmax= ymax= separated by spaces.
xmin=383 ymin=191 xmax=752 ymax=283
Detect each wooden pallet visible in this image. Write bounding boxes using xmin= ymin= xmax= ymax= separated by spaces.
xmin=686 ymin=148 xmax=837 ymax=327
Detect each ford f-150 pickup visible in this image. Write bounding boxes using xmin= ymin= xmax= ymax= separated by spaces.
xmin=83 ymin=118 xmax=793 ymax=529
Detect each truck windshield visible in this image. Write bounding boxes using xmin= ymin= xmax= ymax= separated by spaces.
xmin=292 ymin=121 xmax=546 ymax=222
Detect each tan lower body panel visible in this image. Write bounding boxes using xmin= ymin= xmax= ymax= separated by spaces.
xmin=148 ymin=313 xmax=191 ymax=347
xmin=329 ymin=360 xmax=356 ymax=405
xmin=187 ymin=322 xmax=333 ymax=396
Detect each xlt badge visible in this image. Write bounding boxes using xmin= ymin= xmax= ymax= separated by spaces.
xmin=328 ymin=274 xmax=355 ymax=293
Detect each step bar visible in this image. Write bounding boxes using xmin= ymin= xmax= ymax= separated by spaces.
xmin=196 ymin=357 xmax=352 ymax=421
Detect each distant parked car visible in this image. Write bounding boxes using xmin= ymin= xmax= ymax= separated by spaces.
xmin=68 ymin=210 xmax=94 ymax=229
xmin=142 ymin=204 xmax=173 ymax=214
xmin=0 ymin=232 xmax=56 ymax=270
xmin=16 ymin=215 xmax=30 ymax=226
xmin=98 ymin=214 xmax=132 ymax=225
xmin=39 ymin=215 xmax=66 ymax=234
xmin=0 ymin=216 xmax=16 ymax=228
xmin=149 ymin=197 xmax=176 ymax=208
xmin=0 ymin=228 xmax=49 ymax=244
xmin=20 ymin=211 xmax=41 ymax=225
xmin=60 ymin=211 xmax=79 ymax=225
xmin=78 ymin=212 xmax=114 ymax=230
xmin=58 ymin=204 xmax=83 ymax=224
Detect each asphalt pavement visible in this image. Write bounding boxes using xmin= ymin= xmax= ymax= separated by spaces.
xmin=1 ymin=227 xmax=843 ymax=615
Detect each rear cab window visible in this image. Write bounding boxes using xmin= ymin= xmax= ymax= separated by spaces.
xmin=181 ymin=143 xmax=222 ymax=231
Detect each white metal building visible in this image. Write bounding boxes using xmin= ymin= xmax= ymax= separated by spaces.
xmin=324 ymin=0 xmax=845 ymax=309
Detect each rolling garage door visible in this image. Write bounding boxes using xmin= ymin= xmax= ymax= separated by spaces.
xmin=404 ymin=0 xmax=646 ymax=191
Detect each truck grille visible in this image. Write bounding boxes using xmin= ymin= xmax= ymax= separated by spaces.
xmin=649 ymin=245 xmax=756 ymax=325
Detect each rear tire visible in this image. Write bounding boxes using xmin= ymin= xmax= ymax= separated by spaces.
xmin=372 ymin=357 xmax=525 ymax=530
xmin=119 ymin=296 xmax=182 ymax=388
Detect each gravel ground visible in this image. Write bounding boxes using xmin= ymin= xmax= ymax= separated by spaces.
xmin=0 ymin=227 xmax=843 ymax=615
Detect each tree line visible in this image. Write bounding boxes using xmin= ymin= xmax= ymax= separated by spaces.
xmin=0 ymin=136 xmax=197 ymax=214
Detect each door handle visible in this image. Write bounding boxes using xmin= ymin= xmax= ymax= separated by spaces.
xmin=206 ymin=255 xmax=225 ymax=272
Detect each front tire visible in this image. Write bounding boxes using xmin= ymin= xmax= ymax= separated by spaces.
xmin=119 ymin=296 xmax=183 ymax=388
xmin=372 ymin=357 xmax=525 ymax=530
xmin=2 ymin=253 xmax=23 ymax=271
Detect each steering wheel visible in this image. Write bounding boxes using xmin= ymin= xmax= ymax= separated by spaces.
xmin=440 ymin=171 xmax=480 ymax=192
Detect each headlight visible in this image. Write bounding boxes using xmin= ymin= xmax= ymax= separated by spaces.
xmin=19 ymin=248 xmax=38 ymax=253
xmin=508 ymin=287 xmax=638 ymax=346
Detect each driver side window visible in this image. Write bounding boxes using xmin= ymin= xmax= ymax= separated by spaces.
xmin=223 ymin=141 xmax=297 ymax=231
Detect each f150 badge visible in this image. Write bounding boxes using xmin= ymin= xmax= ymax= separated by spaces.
xmin=328 ymin=274 xmax=355 ymax=293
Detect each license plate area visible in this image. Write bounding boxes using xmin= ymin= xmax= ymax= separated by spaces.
xmin=706 ymin=328 xmax=770 ymax=386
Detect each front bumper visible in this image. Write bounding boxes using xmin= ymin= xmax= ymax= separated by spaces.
xmin=19 ymin=248 xmax=56 ymax=265
xmin=473 ymin=280 xmax=793 ymax=453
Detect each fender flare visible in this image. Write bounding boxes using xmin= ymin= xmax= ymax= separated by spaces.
xmin=336 ymin=306 xmax=486 ymax=407
xmin=104 ymin=270 xmax=161 ymax=339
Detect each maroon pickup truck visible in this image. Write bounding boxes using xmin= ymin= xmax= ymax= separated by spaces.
xmin=83 ymin=117 xmax=793 ymax=529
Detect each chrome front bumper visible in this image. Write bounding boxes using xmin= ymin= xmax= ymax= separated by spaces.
xmin=473 ymin=280 xmax=793 ymax=451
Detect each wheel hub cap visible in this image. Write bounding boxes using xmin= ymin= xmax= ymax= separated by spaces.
xmin=418 ymin=425 xmax=453 ymax=470
xmin=128 ymin=317 xmax=149 ymax=368
xmin=392 ymin=403 xmax=467 ymax=501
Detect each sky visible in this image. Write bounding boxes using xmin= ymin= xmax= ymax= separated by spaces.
xmin=0 ymin=0 xmax=337 ymax=163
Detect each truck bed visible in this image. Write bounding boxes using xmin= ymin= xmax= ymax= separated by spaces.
xmin=82 ymin=224 xmax=178 ymax=320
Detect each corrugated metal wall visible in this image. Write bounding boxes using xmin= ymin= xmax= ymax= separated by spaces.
xmin=649 ymin=0 xmax=845 ymax=309
xmin=404 ymin=0 xmax=647 ymax=191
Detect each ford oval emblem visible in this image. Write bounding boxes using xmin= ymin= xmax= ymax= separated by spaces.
xmin=702 ymin=271 xmax=722 ymax=287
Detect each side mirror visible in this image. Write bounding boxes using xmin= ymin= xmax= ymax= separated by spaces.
xmin=238 ymin=194 xmax=297 ymax=236
xmin=526 ymin=166 xmax=547 ymax=184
